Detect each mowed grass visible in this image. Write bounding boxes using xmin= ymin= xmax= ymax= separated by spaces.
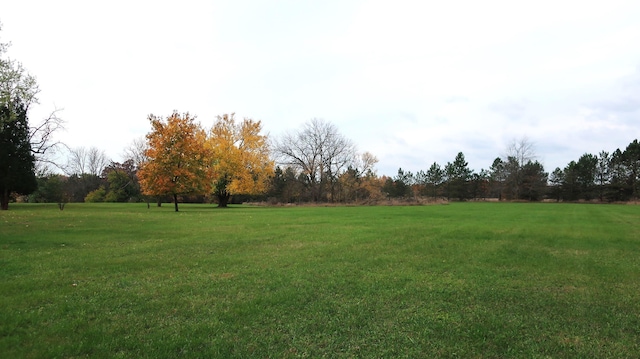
xmin=1 ymin=203 xmax=639 ymax=358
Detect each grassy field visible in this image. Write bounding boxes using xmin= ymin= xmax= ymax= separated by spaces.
xmin=1 ymin=202 xmax=639 ymax=358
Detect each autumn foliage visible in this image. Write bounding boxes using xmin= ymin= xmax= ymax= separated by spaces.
xmin=137 ymin=112 xmax=209 ymax=211
xmin=138 ymin=111 xmax=274 ymax=209
xmin=208 ymin=114 xmax=273 ymax=207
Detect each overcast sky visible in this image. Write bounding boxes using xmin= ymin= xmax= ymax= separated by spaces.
xmin=2 ymin=0 xmax=639 ymax=176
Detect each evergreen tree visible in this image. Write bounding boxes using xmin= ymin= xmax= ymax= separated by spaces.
xmin=562 ymin=161 xmax=580 ymax=201
xmin=425 ymin=162 xmax=444 ymax=198
xmin=446 ymin=152 xmax=472 ymax=201
xmin=609 ymin=149 xmax=630 ymax=201
xmin=520 ymin=161 xmax=547 ymax=201
xmin=0 ymin=99 xmax=37 ymax=210
xmin=386 ymin=168 xmax=413 ymax=198
xmin=548 ymin=167 xmax=564 ymax=202
xmin=623 ymin=140 xmax=640 ymax=199
xmin=595 ymin=151 xmax=610 ymax=201
xmin=469 ymin=169 xmax=489 ymax=200
xmin=503 ymin=156 xmax=521 ymax=200
xmin=489 ymin=157 xmax=506 ymax=200
xmin=575 ymin=153 xmax=597 ymax=200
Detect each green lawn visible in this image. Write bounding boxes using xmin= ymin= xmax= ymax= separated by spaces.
xmin=1 ymin=202 xmax=639 ymax=358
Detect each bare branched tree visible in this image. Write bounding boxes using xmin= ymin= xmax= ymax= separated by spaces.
xmin=29 ymin=108 xmax=65 ymax=168
xmin=356 ymin=151 xmax=379 ymax=176
xmin=66 ymin=147 xmax=88 ymax=175
xmin=87 ymin=147 xmax=109 ymax=176
xmin=65 ymin=146 xmax=109 ymax=176
xmin=274 ymin=118 xmax=356 ymax=201
xmin=122 ymin=136 xmax=149 ymax=169
xmin=503 ymin=136 xmax=537 ymax=167
xmin=502 ymin=136 xmax=540 ymax=199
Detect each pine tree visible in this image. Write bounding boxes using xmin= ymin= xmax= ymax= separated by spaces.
xmin=0 ymin=99 xmax=37 ymax=210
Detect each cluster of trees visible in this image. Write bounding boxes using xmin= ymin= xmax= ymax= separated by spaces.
xmin=549 ymin=140 xmax=640 ymax=202
xmin=137 ymin=112 xmax=272 ymax=211
xmin=25 ymin=112 xmax=275 ymax=211
xmin=270 ymin=118 xmax=381 ymax=203
xmin=24 ymin=116 xmax=384 ymax=209
xmin=368 ymin=139 xmax=548 ymax=202
xmin=377 ymin=138 xmax=640 ymax=203
xmin=27 ymin=145 xmax=141 ymax=205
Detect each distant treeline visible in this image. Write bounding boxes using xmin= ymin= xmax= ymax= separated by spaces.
xmin=27 ymin=138 xmax=640 ymax=206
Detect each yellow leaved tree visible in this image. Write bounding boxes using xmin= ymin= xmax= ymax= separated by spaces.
xmin=208 ymin=113 xmax=273 ymax=207
xmin=138 ymin=111 xmax=209 ymax=211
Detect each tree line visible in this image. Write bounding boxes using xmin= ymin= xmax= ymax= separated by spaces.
xmin=377 ymin=138 xmax=640 ymax=203
xmin=3 ymin=26 xmax=640 ymax=210
xmin=5 ymin=103 xmax=640 ymax=209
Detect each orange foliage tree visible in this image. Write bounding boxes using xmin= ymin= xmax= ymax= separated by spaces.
xmin=208 ymin=113 xmax=273 ymax=207
xmin=137 ymin=111 xmax=209 ymax=211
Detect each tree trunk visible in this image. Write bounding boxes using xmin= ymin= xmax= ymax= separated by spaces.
xmin=217 ymin=192 xmax=231 ymax=208
xmin=1 ymin=189 xmax=9 ymax=210
xmin=173 ymin=194 xmax=179 ymax=212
